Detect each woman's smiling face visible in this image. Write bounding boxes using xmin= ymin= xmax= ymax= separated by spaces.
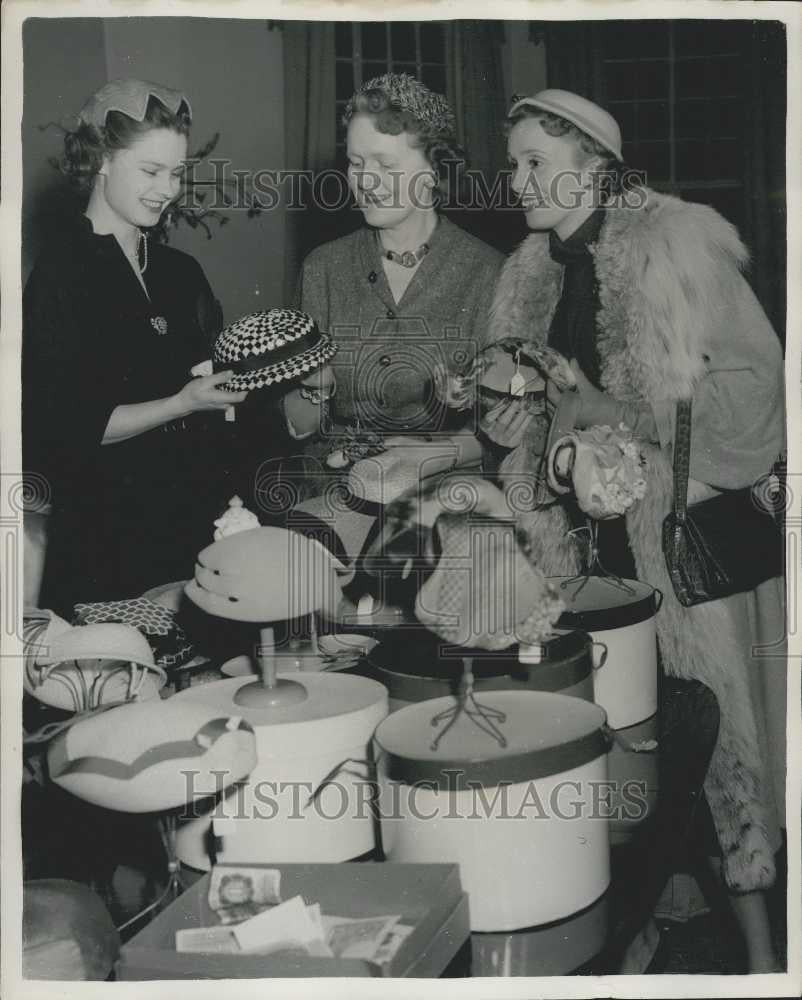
xmin=346 ymin=113 xmax=434 ymax=230
xmin=507 ymin=117 xmax=595 ymax=238
xmin=99 ymin=127 xmax=187 ymax=230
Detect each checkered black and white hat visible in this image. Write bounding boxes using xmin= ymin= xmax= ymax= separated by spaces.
xmin=213 ymin=309 xmax=337 ymax=392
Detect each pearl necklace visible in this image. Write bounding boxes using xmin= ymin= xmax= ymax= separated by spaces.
xmin=126 ymin=230 xmax=148 ymax=275
xmin=125 ymin=230 xmax=165 ymax=334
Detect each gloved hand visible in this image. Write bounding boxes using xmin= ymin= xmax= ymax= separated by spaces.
xmin=570 ymin=360 xmax=625 ymax=429
xmin=570 ymin=361 xmax=660 ymax=441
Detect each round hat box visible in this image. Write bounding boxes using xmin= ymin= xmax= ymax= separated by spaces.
xmin=471 ymin=890 xmax=609 ymax=976
xmin=366 ymin=628 xmax=595 ymax=712
xmin=375 ymin=690 xmax=611 ymax=932
xmin=551 ymin=577 xmax=661 ymax=729
xmin=173 ymin=673 xmax=388 ymax=869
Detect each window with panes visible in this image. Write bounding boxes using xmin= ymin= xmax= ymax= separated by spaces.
xmin=597 ymin=19 xmax=746 ymax=228
xmin=334 ymin=22 xmax=450 ymax=153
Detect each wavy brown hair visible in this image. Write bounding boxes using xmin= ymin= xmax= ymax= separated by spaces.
xmin=60 ymin=96 xmax=191 ymax=192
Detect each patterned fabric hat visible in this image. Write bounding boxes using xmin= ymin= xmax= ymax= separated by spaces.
xmin=344 ymin=73 xmax=456 ymax=137
xmin=73 ymin=598 xmax=195 ymax=670
xmin=213 ymin=309 xmax=337 ymax=392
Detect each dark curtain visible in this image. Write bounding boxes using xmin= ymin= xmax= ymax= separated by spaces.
xmin=449 ymin=21 xmax=508 ymax=180
xmin=541 ymin=21 xmax=604 ymax=98
xmin=446 ymin=21 xmax=522 ymax=253
xmin=742 ymin=21 xmax=787 ymax=340
xmin=282 ymin=21 xmax=337 ymax=305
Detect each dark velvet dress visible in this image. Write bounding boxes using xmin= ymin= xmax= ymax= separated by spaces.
xmin=23 ymin=216 xmax=230 ymax=617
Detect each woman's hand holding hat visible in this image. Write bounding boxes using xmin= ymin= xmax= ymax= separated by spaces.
xmin=569 ymin=360 xmax=625 ymax=429
xmin=102 ymin=371 xmax=246 ymax=444
xmin=175 ymin=371 xmax=248 ymax=415
xmin=433 ymin=360 xmax=478 ymax=411
xmin=569 ymin=361 xmax=660 ymax=442
xmin=480 ymin=397 xmax=534 ymax=450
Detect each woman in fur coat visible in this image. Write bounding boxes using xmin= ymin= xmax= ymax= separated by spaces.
xmin=480 ymin=90 xmax=786 ymax=972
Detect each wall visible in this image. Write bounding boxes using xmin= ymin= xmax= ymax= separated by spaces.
xmin=102 ymin=17 xmax=285 ymax=322
xmin=22 ymin=16 xmax=286 ymax=321
xmin=22 ymin=18 xmax=108 ymax=279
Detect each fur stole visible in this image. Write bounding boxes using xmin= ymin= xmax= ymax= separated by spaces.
xmin=487 ymin=190 xmax=776 ymax=891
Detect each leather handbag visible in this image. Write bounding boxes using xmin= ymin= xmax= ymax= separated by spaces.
xmin=662 ymin=399 xmax=784 ymax=607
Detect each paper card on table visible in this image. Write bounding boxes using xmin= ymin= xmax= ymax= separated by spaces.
xmin=175 ymin=926 xmax=239 ymax=954
xmin=373 ymin=923 xmax=415 ymax=965
xmin=306 ymin=902 xmax=324 ymax=935
xmin=232 ymin=895 xmax=323 ymax=953
xmin=322 ymin=914 xmax=401 ymax=960
xmin=303 ymin=902 xmax=335 ymax=954
xmin=305 ymin=937 xmax=335 ymax=958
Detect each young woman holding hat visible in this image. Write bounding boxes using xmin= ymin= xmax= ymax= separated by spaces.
xmin=210 ymin=307 xmax=339 ymax=517
xmin=23 ymin=79 xmax=247 ymax=617
xmin=479 ymin=89 xmax=785 ymax=972
xmin=296 ymin=73 xmax=502 ymax=445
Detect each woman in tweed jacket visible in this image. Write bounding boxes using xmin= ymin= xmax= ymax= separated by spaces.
xmin=296 ymin=73 xmax=502 ymax=439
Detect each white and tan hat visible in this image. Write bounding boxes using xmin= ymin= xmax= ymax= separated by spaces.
xmin=508 ymin=89 xmax=623 ymax=161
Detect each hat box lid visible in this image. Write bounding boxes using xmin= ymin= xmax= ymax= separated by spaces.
xmin=375 ymin=690 xmax=608 ymax=789
xmin=552 ymin=577 xmax=659 ymax=631
xmin=367 ymin=628 xmax=593 ymax=702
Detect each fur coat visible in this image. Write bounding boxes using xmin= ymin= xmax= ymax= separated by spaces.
xmin=485 ymin=189 xmax=785 ymax=892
